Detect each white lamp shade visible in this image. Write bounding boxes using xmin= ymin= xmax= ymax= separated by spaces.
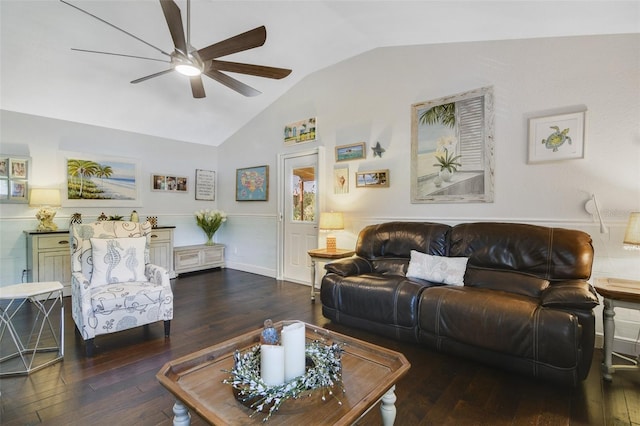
xmin=319 ymin=212 xmax=344 ymax=230
xmin=623 ymin=212 xmax=640 ymax=248
xmin=29 ymin=188 xmax=61 ymax=207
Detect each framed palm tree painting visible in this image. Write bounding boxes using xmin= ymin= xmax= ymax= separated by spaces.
xmin=410 ymin=86 xmax=495 ymax=203
xmin=63 ymin=152 xmax=141 ymax=207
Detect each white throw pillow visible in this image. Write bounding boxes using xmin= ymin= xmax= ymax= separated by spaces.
xmin=406 ymin=250 xmax=468 ymax=286
xmin=90 ymin=237 xmax=147 ymax=285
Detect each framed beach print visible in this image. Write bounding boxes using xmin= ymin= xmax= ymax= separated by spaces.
xmin=528 ymin=110 xmax=586 ymax=163
xmin=336 ymin=142 xmax=366 ymax=162
xmin=411 ymin=86 xmax=495 ymax=203
xmin=236 ymin=165 xmax=269 ymax=201
xmin=284 ymin=118 xmax=317 ymax=145
xmin=195 ymin=169 xmax=216 ymax=201
xmin=62 ymin=152 xmax=141 ymax=207
xmin=356 ymin=169 xmax=389 ymax=188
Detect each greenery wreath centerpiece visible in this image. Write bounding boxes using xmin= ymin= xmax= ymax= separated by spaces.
xmin=223 ymin=341 xmax=344 ymax=421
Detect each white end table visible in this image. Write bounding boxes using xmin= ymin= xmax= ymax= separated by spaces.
xmin=594 ymin=277 xmax=640 ymax=381
xmin=307 ymin=248 xmax=355 ymax=301
xmin=0 ymin=281 xmax=64 ymax=376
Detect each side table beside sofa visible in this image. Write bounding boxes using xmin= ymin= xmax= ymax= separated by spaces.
xmin=594 ymin=277 xmax=640 ymax=381
xmin=321 ymin=221 xmax=598 ymax=386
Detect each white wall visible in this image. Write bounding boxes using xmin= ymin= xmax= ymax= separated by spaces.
xmin=0 ymin=111 xmax=221 ymax=284
xmin=1 ymin=34 xmax=638 ymax=352
xmin=218 ymin=34 xmax=640 ymax=351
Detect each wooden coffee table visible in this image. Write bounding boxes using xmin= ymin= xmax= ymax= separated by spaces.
xmin=157 ymin=321 xmax=410 ymax=425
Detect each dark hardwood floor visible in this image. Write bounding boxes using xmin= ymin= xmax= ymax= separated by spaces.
xmin=1 ymin=269 xmax=638 ymax=425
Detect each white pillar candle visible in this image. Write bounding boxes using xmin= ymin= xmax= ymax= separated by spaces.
xmin=281 ymin=321 xmax=306 ymax=381
xmin=260 ymin=345 xmax=285 ymax=386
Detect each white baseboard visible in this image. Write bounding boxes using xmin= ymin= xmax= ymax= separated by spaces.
xmin=594 ymin=332 xmax=640 ymax=356
xmin=225 ymin=262 xmax=276 ymax=278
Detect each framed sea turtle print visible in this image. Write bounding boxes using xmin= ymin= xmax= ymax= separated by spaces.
xmin=528 ymin=110 xmax=586 ymax=163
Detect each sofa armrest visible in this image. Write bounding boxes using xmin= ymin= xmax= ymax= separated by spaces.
xmin=324 ymin=256 xmax=373 ymax=277
xmin=541 ymin=280 xmax=599 ymax=310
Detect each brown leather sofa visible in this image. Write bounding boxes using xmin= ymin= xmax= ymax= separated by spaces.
xmin=320 ymin=221 xmax=598 ymax=385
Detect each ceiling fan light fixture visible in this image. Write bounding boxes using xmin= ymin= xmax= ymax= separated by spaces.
xmin=174 ymin=63 xmax=201 ymax=76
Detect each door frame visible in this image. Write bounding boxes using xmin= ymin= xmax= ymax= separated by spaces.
xmin=276 ymin=147 xmax=326 ymax=280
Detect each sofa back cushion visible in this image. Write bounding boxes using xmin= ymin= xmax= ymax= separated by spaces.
xmin=450 ymin=222 xmax=593 ymax=281
xmin=464 ymin=267 xmax=550 ymax=298
xmin=356 ymin=222 xmax=450 ymax=260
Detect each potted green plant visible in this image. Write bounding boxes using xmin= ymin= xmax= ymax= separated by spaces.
xmin=433 ymin=148 xmax=461 ymax=182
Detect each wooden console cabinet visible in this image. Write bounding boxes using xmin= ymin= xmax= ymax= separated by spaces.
xmin=25 ymin=230 xmax=72 ymax=297
xmin=174 ymin=244 xmax=225 ymax=275
xmin=25 ymin=226 xmax=177 ymax=296
xmin=148 ymin=226 xmax=176 ymax=279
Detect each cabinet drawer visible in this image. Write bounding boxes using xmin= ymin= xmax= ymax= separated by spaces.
xmin=175 ymin=251 xmax=202 ymax=269
xmin=149 ymin=229 xmax=172 ymax=243
xmin=203 ymin=247 xmax=224 ymax=263
xmin=38 ymin=235 xmax=71 ymax=250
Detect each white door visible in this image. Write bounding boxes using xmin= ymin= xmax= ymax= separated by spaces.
xmin=282 ymin=152 xmax=318 ymax=284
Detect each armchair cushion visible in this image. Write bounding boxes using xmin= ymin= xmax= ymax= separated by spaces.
xmin=90 ymin=281 xmax=165 ymax=312
xmin=90 ymin=236 xmax=148 ymax=285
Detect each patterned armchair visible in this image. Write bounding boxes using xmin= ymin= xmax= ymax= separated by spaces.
xmin=70 ymin=221 xmax=173 ymax=356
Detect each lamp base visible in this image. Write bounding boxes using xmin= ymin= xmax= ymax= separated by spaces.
xmin=36 ymin=208 xmax=58 ymax=232
xmin=326 ymin=236 xmax=336 ymax=253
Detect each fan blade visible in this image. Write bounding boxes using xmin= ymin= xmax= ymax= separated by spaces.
xmin=60 ymin=0 xmax=171 ymax=57
xmin=197 ymin=26 xmax=267 ymax=61
xmin=71 ymin=48 xmax=169 ymax=63
xmin=210 ymin=60 xmax=291 ymax=79
xmin=159 ymin=0 xmax=187 ymax=54
xmin=204 ymin=69 xmax=261 ymax=97
xmin=190 ymin=76 xmax=206 ymax=98
xmin=131 ymin=69 xmax=174 ymax=84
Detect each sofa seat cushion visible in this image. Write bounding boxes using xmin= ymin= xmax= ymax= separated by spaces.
xmin=322 ymin=273 xmax=438 ymax=328
xmin=419 ymin=286 xmax=581 ymax=368
xmin=90 ymin=281 xmax=164 ymax=312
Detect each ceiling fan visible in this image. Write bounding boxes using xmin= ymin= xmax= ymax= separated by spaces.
xmin=60 ymin=0 xmax=292 ymax=98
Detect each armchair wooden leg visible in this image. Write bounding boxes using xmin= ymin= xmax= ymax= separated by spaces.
xmin=85 ymin=338 xmax=95 ymax=357
xmin=164 ymin=320 xmax=171 ymax=337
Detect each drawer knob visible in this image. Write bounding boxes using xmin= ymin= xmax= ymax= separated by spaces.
xmin=151 ymin=234 xmax=158 ymax=238
xmin=58 ymin=240 xmax=69 ymax=245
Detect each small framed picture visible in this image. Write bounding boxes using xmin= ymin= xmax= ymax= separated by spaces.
xmin=356 ymin=169 xmax=389 ymax=188
xmin=0 ymin=158 xmax=8 ymax=177
xmin=284 ymin=118 xmax=317 ymax=145
xmin=336 ymin=142 xmax=366 ymax=162
xmin=151 ymin=174 xmax=188 ymax=192
xmin=0 ymin=179 xmax=8 ymax=199
xmin=10 ymin=180 xmax=28 ymax=201
xmin=9 ymin=158 xmax=28 ymax=179
xmin=528 ymin=110 xmax=586 ymax=163
xmin=236 ymin=165 xmax=269 ymax=201
xmin=195 ymin=169 xmax=215 ymax=201
xmin=334 ymin=166 xmax=349 ymax=194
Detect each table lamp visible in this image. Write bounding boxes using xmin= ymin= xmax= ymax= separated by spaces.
xmin=319 ymin=212 xmax=344 ymax=253
xmin=623 ymin=212 xmax=640 ymax=250
xmin=29 ymin=188 xmax=61 ymax=231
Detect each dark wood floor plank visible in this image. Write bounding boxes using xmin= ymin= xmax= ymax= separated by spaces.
xmin=1 ymin=268 xmax=638 ymax=425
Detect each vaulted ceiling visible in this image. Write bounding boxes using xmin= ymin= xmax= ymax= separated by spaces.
xmin=1 ymin=1 xmax=637 ymax=147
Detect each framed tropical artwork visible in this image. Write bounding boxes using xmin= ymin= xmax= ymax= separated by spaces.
xmin=528 ymin=110 xmax=586 ymax=163
xmin=62 ymin=152 xmax=141 ymax=207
